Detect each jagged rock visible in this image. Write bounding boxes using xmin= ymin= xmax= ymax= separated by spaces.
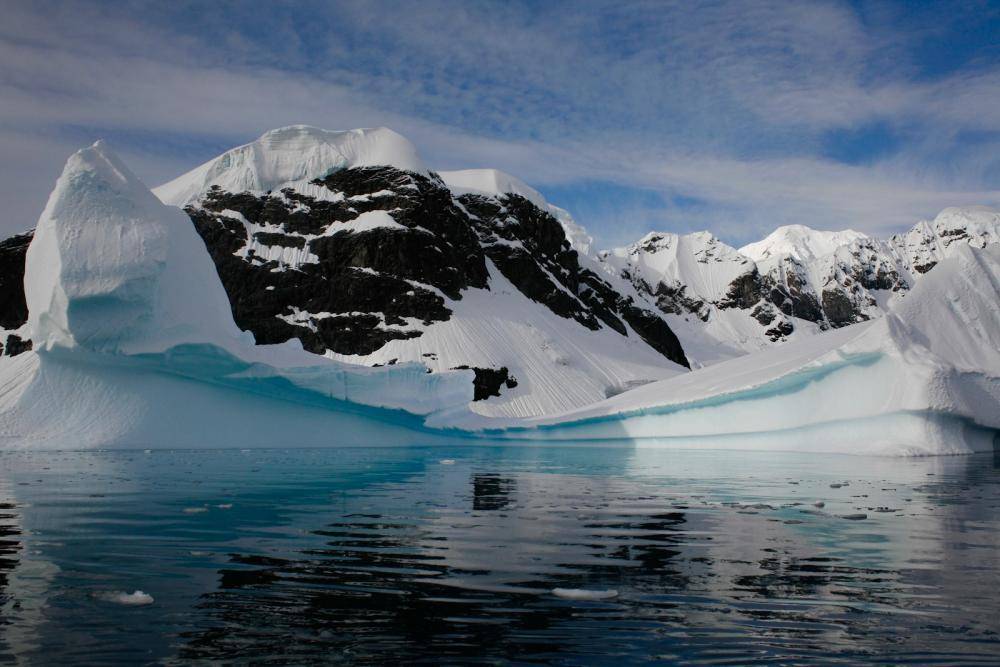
xmin=452 ymin=365 xmax=518 ymax=401
xmin=764 ymin=321 xmax=794 ymax=341
xmin=0 ymin=231 xmax=31 ymax=331
xmin=750 ymin=303 xmax=776 ymax=326
xmin=717 ymin=270 xmax=762 ymax=310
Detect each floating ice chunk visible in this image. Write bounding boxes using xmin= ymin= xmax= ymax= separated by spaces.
xmin=216 ymin=503 xmax=233 ymax=509
xmin=439 ymin=459 xmax=456 ymax=465
xmin=183 ymin=507 xmax=207 ymax=514
xmin=552 ymin=587 xmax=619 ymax=600
xmin=98 ymin=590 xmax=154 ymax=606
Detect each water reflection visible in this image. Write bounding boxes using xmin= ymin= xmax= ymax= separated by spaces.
xmin=0 ymin=494 xmax=21 ymax=662
xmin=0 ymin=446 xmax=997 ymax=665
xmin=177 ymin=451 xmax=1000 ymax=664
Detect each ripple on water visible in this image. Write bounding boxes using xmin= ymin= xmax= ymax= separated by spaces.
xmin=0 ymin=446 xmax=998 ymax=664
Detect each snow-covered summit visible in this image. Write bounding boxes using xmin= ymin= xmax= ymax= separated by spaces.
xmin=25 ymin=140 xmax=246 ymax=355
xmin=739 ymin=224 xmax=868 ymax=263
xmin=439 ymin=168 xmax=548 ymax=210
xmin=154 ymin=125 xmax=429 ymax=207
xmin=605 ymin=230 xmax=752 ymax=304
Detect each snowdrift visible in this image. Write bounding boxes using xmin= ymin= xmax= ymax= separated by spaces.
xmin=444 ymin=244 xmax=1000 ymax=455
xmin=0 ymin=142 xmax=473 ymax=449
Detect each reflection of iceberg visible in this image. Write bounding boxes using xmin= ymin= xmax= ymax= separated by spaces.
xmin=0 ymin=141 xmax=998 ymax=455
xmin=446 ymin=244 xmax=1000 ymax=455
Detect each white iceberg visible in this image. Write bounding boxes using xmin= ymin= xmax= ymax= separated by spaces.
xmin=551 ymin=587 xmax=619 ymax=600
xmin=0 ymin=141 xmax=474 ymax=449
xmin=97 ymin=590 xmax=154 ymax=606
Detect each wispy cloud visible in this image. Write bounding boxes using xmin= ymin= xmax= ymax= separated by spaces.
xmin=1 ymin=0 xmax=998 ymax=246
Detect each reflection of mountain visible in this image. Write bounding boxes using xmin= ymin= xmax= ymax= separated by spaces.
xmin=0 ymin=493 xmax=22 ymax=661
xmin=179 ymin=468 xmax=700 ymax=663
xmin=472 ymin=473 xmax=515 ymax=511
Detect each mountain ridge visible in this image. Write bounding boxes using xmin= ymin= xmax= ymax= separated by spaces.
xmin=1 ymin=126 xmax=997 ymax=414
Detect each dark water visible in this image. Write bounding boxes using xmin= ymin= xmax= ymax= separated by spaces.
xmin=1 ymin=445 xmax=999 ymax=665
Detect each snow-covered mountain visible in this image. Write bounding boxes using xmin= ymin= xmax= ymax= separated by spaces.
xmin=462 ymin=243 xmax=1000 ymax=456
xmin=1 ymin=125 xmax=998 ymax=418
xmin=601 ymin=207 xmax=1000 ymax=366
xmin=152 ymin=126 xmax=689 ymax=417
xmin=0 ymin=131 xmax=998 ymax=454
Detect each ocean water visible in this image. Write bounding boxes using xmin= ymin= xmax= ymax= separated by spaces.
xmin=1 ymin=444 xmax=999 ymax=665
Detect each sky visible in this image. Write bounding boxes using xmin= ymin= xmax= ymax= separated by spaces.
xmin=2 ymin=0 xmax=999 ymax=248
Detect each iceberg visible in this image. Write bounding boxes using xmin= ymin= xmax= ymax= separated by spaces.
xmin=0 ymin=141 xmax=473 ymax=449
xmin=443 ymin=243 xmax=1000 ymax=456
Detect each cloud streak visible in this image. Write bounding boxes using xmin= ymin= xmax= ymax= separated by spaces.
xmin=1 ymin=0 xmax=998 ymax=246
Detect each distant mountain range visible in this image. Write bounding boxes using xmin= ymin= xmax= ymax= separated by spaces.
xmin=1 ymin=125 xmax=997 ymax=416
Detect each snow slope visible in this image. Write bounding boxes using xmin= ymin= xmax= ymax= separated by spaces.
xmin=443 ymin=244 xmax=1000 ymax=456
xmin=0 ymin=142 xmax=474 ymax=449
xmin=328 ymin=260 xmax=685 ymax=418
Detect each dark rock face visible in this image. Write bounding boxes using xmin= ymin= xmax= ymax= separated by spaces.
xmin=821 ymin=289 xmax=869 ymax=328
xmin=188 ymin=168 xmax=488 ymax=356
xmin=0 ymin=232 xmax=31 ymax=331
xmin=750 ymin=303 xmax=776 ymax=326
xmin=717 ymin=270 xmax=762 ymax=311
xmin=452 ymin=366 xmax=518 ymax=401
xmin=0 ymin=232 xmax=32 ymax=357
xmin=460 ymin=193 xmax=688 ymax=368
xmin=645 ymin=280 xmax=708 ymax=321
xmin=184 ymin=168 xmax=689 ymax=371
xmin=2 ymin=335 xmax=31 ymax=357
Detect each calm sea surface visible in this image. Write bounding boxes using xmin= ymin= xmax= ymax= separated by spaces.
xmin=1 ymin=444 xmax=999 ymax=665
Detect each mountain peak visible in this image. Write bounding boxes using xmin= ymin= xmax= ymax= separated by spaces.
xmin=154 ymin=125 xmax=429 ymax=207
xmin=739 ymin=224 xmax=868 ymax=262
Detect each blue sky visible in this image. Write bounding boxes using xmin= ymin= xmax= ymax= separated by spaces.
xmin=2 ymin=0 xmax=999 ymax=247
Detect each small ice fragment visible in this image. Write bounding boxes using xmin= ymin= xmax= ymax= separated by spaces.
xmin=813 ymin=501 xmax=825 ymax=508
xmin=552 ymin=588 xmax=619 ymax=600
xmin=143 ymin=449 xmax=152 ymax=455
xmin=439 ymin=459 xmax=456 ymax=465
xmin=216 ymin=503 xmax=233 ymax=509
xmin=183 ymin=507 xmax=207 ymax=514
xmin=99 ymin=590 xmax=154 ymax=606
xmin=189 ymin=550 xmax=211 ymax=557
xmin=841 ymin=513 xmax=867 ymax=520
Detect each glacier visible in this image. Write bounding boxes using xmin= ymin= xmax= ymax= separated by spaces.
xmin=0 ymin=139 xmax=998 ymax=455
